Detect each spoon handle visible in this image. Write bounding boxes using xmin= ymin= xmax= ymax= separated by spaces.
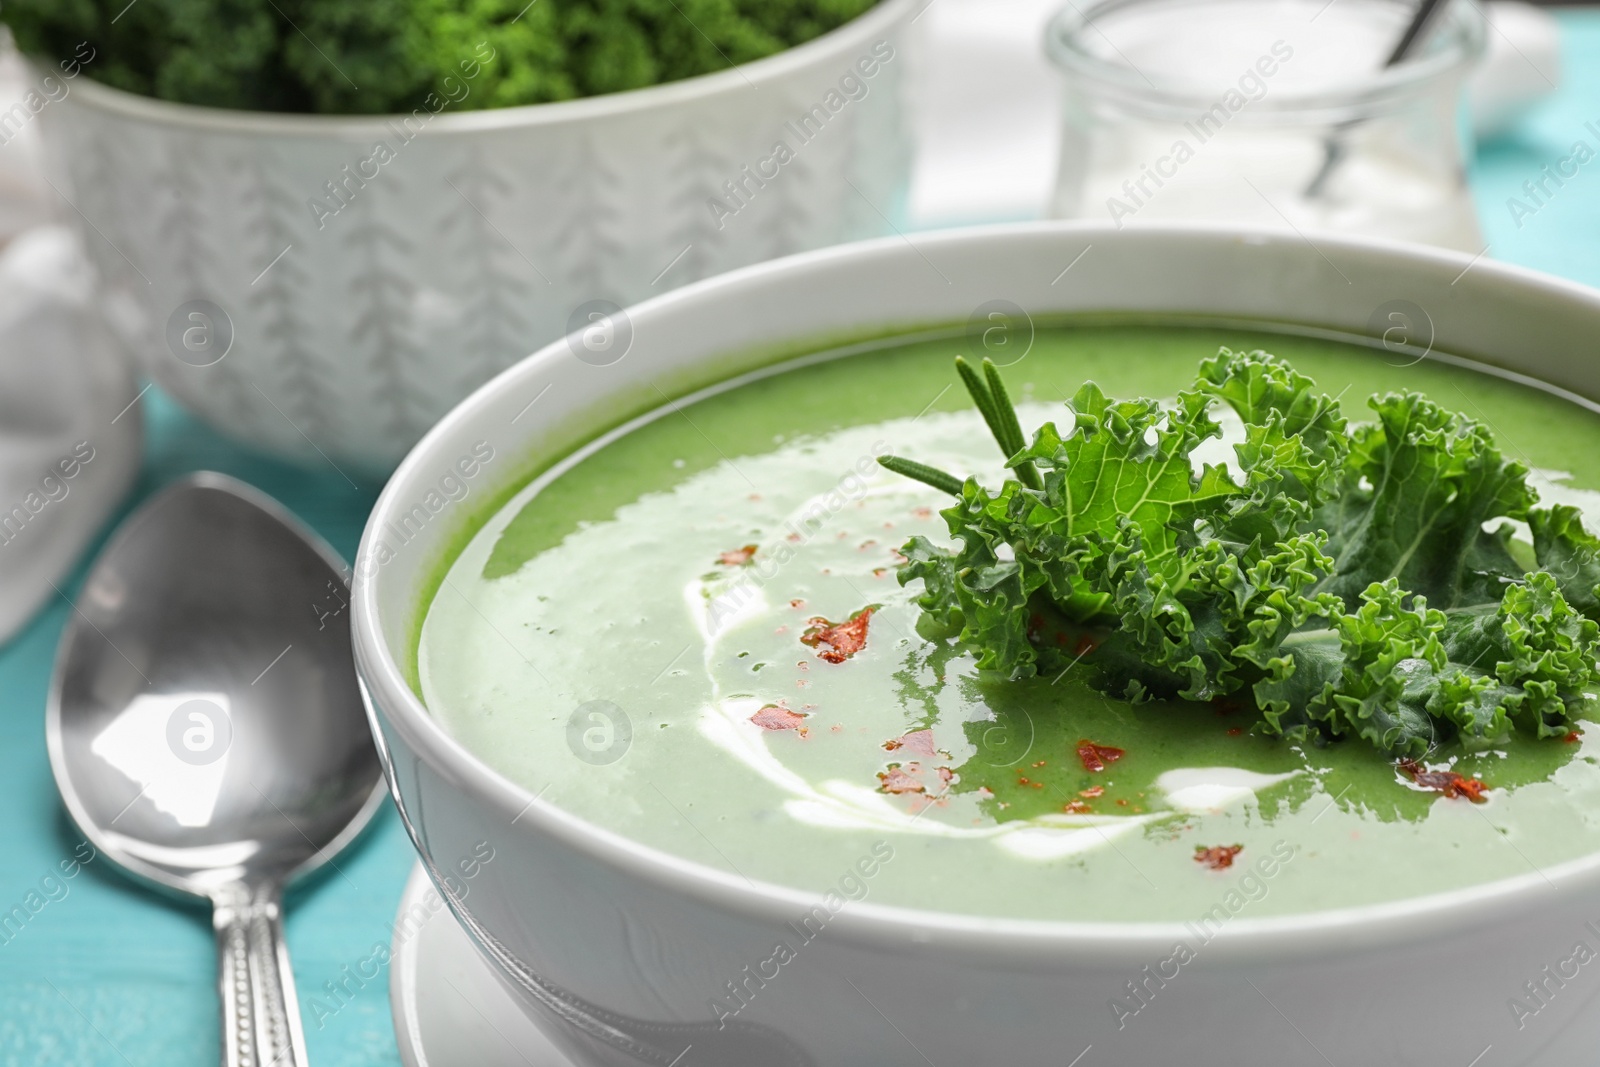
xmin=213 ymin=884 xmax=309 ymax=1067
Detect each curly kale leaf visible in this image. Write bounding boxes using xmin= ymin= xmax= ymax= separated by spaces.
xmin=3 ymin=0 xmax=295 ymax=110
xmin=0 ymin=0 xmax=880 ymax=114
xmin=1317 ymin=392 xmax=1535 ymax=609
xmin=1441 ymin=571 xmax=1600 ymax=737
xmin=894 ymin=368 xmax=1240 ymax=679
xmin=1190 ymin=347 xmax=1349 ymax=533
xmin=1530 ymin=504 xmax=1600 ymax=618
xmin=882 ymin=349 xmax=1600 ymax=759
xmin=1092 ymin=526 xmax=1342 ymax=709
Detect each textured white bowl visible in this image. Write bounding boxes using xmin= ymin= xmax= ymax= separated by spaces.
xmin=355 ymin=222 xmax=1600 ymax=1067
xmin=33 ymin=0 xmax=916 ymax=475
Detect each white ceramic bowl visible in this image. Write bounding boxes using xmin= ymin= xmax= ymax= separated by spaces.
xmin=353 ymin=222 xmax=1600 ymax=1067
xmin=33 ymin=0 xmax=916 ymax=475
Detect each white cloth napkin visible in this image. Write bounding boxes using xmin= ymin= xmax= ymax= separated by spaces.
xmin=0 ymin=42 xmax=51 ymax=248
xmin=0 ymin=42 xmax=142 ymax=645
xmin=907 ymin=0 xmax=1564 ymax=228
xmin=0 ymin=225 xmax=141 ymax=644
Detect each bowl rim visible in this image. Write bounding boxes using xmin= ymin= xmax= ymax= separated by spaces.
xmin=354 ymin=220 xmax=1600 ymax=961
xmin=34 ymin=0 xmax=918 ymax=136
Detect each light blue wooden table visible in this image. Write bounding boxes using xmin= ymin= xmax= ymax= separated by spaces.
xmin=1 ymin=14 xmax=1596 ymax=1062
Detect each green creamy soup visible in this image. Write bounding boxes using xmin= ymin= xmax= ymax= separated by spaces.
xmin=418 ymin=325 xmax=1600 ymax=922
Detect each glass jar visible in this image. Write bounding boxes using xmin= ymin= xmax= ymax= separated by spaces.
xmin=1045 ymin=0 xmax=1488 ymax=251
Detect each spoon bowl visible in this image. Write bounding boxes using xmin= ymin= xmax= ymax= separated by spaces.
xmin=48 ymin=472 xmax=386 ymax=1067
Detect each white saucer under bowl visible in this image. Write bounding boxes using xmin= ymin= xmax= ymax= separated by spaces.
xmin=390 ymin=863 xmax=576 ymax=1067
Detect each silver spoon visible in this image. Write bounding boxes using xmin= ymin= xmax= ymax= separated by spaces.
xmin=47 ymin=472 xmax=387 ymax=1067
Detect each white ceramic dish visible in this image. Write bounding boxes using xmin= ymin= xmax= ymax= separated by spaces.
xmin=390 ymin=863 xmax=573 ymax=1067
xmin=33 ymin=0 xmax=916 ymax=474
xmin=354 ymin=222 xmax=1600 ymax=1067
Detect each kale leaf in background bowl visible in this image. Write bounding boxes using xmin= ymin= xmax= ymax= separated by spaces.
xmin=0 ymin=0 xmax=880 ymax=114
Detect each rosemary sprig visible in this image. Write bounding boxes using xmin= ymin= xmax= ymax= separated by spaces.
xmin=981 ymin=358 xmax=1043 ymax=490
xmin=877 ymin=455 xmax=965 ymax=496
xmin=877 ymin=357 xmax=1042 ymax=494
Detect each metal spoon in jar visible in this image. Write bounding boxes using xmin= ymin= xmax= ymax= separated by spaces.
xmin=1303 ymin=0 xmax=1451 ymax=197
xmin=47 ymin=473 xmax=386 ymax=1067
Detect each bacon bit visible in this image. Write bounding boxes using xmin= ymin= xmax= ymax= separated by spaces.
xmin=1079 ymin=786 xmax=1105 ymax=799
xmin=859 ymin=540 xmax=877 ymax=550
xmin=938 ymin=766 xmax=955 ymax=786
xmin=718 ymin=544 xmax=758 ymax=566
xmin=913 ymin=507 xmax=933 ymax=520
xmin=789 ymin=599 xmax=805 ymax=609
xmin=1074 ymin=634 xmax=1099 ymax=658
xmin=748 ymin=494 xmax=762 ymax=501
xmin=890 ymin=549 xmax=908 ymax=564
xmin=1397 ymin=759 xmax=1489 ymax=803
xmin=1076 ymin=739 xmax=1126 ymax=773
xmin=882 ymin=522 xmax=895 ymax=530
xmin=786 ymin=533 xmax=802 ymax=543
xmin=976 ymin=786 xmax=995 ymax=799
xmin=1017 ymin=776 xmax=1031 ymax=786
xmin=750 ymin=704 xmax=808 ymax=736
xmin=800 ymin=607 xmax=876 ymax=664
xmin=1194 ymin=844 xmax=1243 ymax=871
xmin=1566 ymin=730 xmax=1584 ymax=743
xmin=1226 ymin=727 xmax=1244 ymax=737
xmin=1115 ymin=798 xmax=1129 ymax=807
xmin=878 ymin=765 xmax=925 ymax=795
xmin=872 ymin=567 xmax=889 ymax=578
xmin=796 ymin=660 xmax=809 ymax=671
xmin=830 ymin=725 xmax=844 ymax=733
xmin=1438 ymin=776 xmax=1488 ymax=802
xmin=884 ymin=729 xmax=940 ymax=758
xmin=1063 ymin=800 xmax=1093 ymax=815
